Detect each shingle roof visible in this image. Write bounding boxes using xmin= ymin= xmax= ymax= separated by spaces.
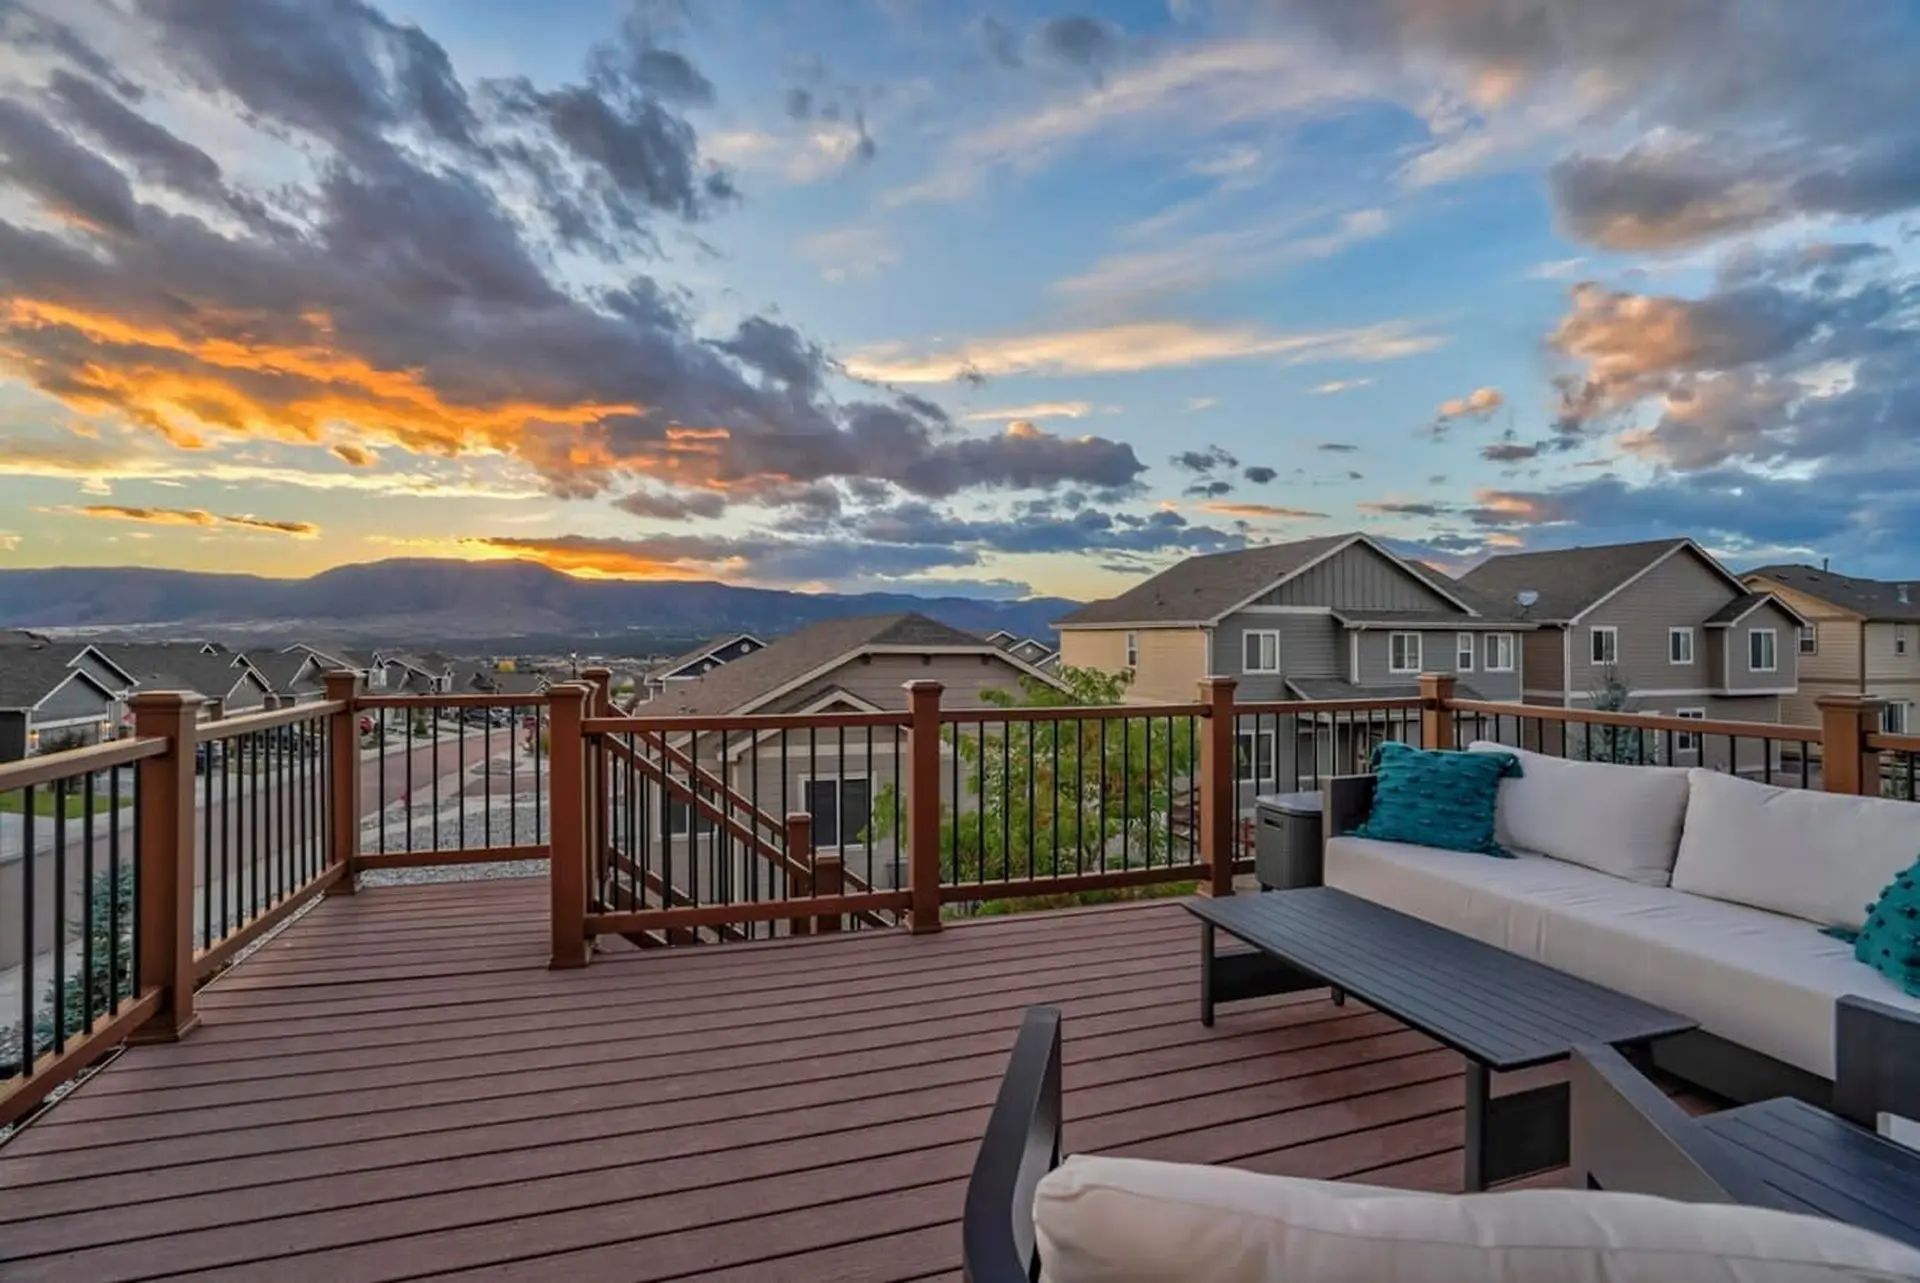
xmin=0 ymin=648 xmax=111 ymax=710
xmin=96 ymin=644 xmax=263 ymax=705
xmin=1329 ymin=609 xmax=1534 ymax=629
xmin=1458 ymin=539 xmax=1692 ymax=621
xmin=647 ymin=633 xmax=755 ymax=680
xmin=1745 ymin=564 xmax=1920 ymax=622
xmin=1055 ymin=533 xmax=1361 ymax=627
xmin=648 ymin=613 xmax=996 ymax=717
xmin=242 ymin=651 xmax=326 ymax=694
xmin=1701 ymin=592 xmax=1769 ymax=626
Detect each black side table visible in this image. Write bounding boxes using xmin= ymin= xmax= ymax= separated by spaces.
xmin=1253 ymin=791 xmax=1322 ymax=890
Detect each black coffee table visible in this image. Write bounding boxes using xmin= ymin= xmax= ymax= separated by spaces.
xmin=1187 ymin=887 xmax=1698 ymax=1190
xmin=1694 ymin=1098 xmax=1920 ymax=1248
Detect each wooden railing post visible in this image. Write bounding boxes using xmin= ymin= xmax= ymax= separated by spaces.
xmin=1420 ymin=672 xmax=1458 ymax=750
xmin=548 ymin=682 xmax=591 ymax=969
xmin=581 ymin=666 xmax=614 ymax=717
xmin=1818 ymin=694 xmax=1885 ymax=796
xmin=578 ymin=666 xmax=613 ymax=890
xmin=1198 ymin=676 xmax=1237 ymax=898
xmin=905 ymin=679 xmax=945 ymax=934
xmin=787 ymin=812 xmax=815 ymax=937
xmin=815 ymin=852 xmax=845 ymax=934
xmin=128 ymin=692 xmax=201 ymax=1043
xmin=322 ymin=670 xmax=362 ymax=895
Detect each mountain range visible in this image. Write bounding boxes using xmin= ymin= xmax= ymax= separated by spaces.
xmin=0 ymin=560 xmax=1078 ymax=649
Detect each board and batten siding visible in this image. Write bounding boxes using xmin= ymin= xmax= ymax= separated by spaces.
xmin=1209 ymin=613 xmax=1342 ymax=700
xmin=1253 ymin=542 xmax=1456 ymax=611
xmin=1567 ymin=547 xmax=1749 ymax=696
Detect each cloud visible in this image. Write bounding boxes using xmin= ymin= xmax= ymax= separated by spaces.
xmin=1186 ymin=396 xmax=1218 ymax=411
xmin=48 ymin=503 xmax=319 ymax=537
xmin=1435 ymin=386 xmax=1504 ymax=422
xmin=1528 ymin=257 xmax=1589 ymax=281
xmin=800 ymin=226 xmax=899 ymax=282
xmin=1480 ymin=440 xmax=1541 ymax=464
xmin=0 ymin=5 xmax=1151 ymax=524
xmin=1311 ymin=378 xmax=1373 ymax=395
xmin=1359 ymin=500 xmax=1452 ymax=518
xmin=1037 ymin=16 xmax=1122 ymax=73
xmin=1316 ymin=442 xmax=1360 ymax=453
xmin=960 ymin=400 xmax=1093 ymax=422
xmin=845 ymin=318 xmax=1444 ymax=383
xmin=1201 ymin=501 xmax=1328 ymax=519
xmin=329 ymin=442 xmax=377 ymax=467
xmin=1170 ymin=445 xmax=1239 ymax=473
xmin=1051 ymin=208 xmax=1391 ymax=306
xmin=1242 ymin=465 xmax=1277 ymax=484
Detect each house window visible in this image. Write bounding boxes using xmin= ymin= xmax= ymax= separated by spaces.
xmin=1589 ymin=626 xmax=1618 ymax=666
xmin=1748 ymin=629 xmax=1778 ymax=673
xmin=1388 ymin=632 xmax=1421 ymax=675
xmin=1456 ymin=633 xmax=1474 ymax=672
xmin=1884 ymin=702 xmax=1912 ymax=735
xmin=1483 ymin=632 xmax=1515 ymax=672
xmin=802 ymin=776 xmax=873 ymax=848
xmin=1123 ymin=631 xmax=1139 ymax=668
xmin=1235 ymin=729 xmax=1275 ymax=785
xmin=1242 ymin=630 xmax=1280 ymax=674
xmin=1668 ymin=627 xmax=1694 ymax=665
xmin=1674 ymin=708 xmax=1706 ymax=753
xmin=1898 ymin=626 xmax=1910 ymax=657
xmin=1799 ymin=624 xmax=1819 ymax=655
xmin=665 ymin=794 xmax=692 ymax=836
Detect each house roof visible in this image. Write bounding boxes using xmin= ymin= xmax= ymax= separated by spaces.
xmin=646 ymin=632 xmax=759 ymax=680
xmin=291 ymin=643 xmax=373 ymax=671
xmin=1745 ymin=564 xmax=1920 ymax=622
xmin=94 ymin=644 xmax=263 ymax=704
xmin=1699 ymin=591 xmax=1807 ymax=628
xmin=1055 ymin=532 xmax=1365 ymax=627
xmin=1328 ymin=609 xmax=1536 ymax=629
xmin=1459 ymin=538 xmax=1717 ymax=622
xmin=0 ymin=649 xmax=114 ymax=710
xmin=1283 ymin=676 xmax=1486 ymax=702
xmin=243 ymin=651 xmax=324 ymax=694
xmin=648 ymin=613 xmax=1031 ymax=717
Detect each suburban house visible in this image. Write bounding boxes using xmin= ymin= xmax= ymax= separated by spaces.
xmin=1741 ymin=564 xmax=1920 ymax=732
xmin=633 ymin=612 xmax=1062 ymax=899
xmin=1054 ymin=532 xmax=1528 ymax=704
xmin=1458 ymin=539 xmax=1803 ymax=766
xmin=372 ymin=651 xmax=455 ymax=694
xmin=283 ymin=642 xmax=376 ymax=679
xmin=638 ymin=633 xmax=765 ymax=701
xmin=0 ymin=646 xmax=117 ymax=761
xmin=239 ymin=650 xmax=333 ymax=706
xmin=80 ymin=643 xmax=275 ymax=722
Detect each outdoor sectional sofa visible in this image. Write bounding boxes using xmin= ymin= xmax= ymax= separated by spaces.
xmin=1323 ymin=741 xmax=1920 ymax=1105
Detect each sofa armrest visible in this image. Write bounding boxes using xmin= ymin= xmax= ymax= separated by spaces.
xmin=1834 ymin=994 xmax=1920 ymax=1128
xmin=1570 ymin=1044 xmax=1767 ymax=1204
xmin=964 ymin=1005 xmax=1064 ymax=1283
xmin=1323 ymin=774 xmax=1375 ymax=843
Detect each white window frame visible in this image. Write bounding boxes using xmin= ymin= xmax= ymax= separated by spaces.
xmin=1235 ymin=728 xmax=1275 ymax=785
xmin=1123 ymin=631 xmax=1139 ymax=668
xmin=1667 ymin=627 xmax=1694 ymax=666
xmin=1241 ymin=629 xmax=1281 ymax=674
xmin=1748 ymin=628 xmax=1778 ymax=673
xmin=1483 ymin=632 xmax=1515 ymax=672
xmin=1589 ymin=626 xmax=1618 ymax=666
xmin=799 ymin=773 xmax=873 ymax=850
xmin=1897 ymin=626 xmax=1910 ymax=657
xmin=1387 ymin=631 xmax=1422 ymax=675
xmin=1674 ymin=707 xmax=1706 ymax=754
xmin=1883 ymin=701 xmax=1912 ymax=735
xmin=1456 ymin=632 xmax=1474 ymax=672
xmin=1799 ymin=623 xmax=1819 ymax=655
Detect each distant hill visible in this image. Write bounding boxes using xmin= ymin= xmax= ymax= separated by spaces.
xmin=0 ymin=559 xmax=1078 ymax=648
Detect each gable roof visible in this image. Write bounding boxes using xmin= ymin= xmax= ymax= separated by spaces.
xmin=242 ymin=650 xmax=325 ymax=694
xmin=92 ymin=644 xmax=267 ymax=705
xmin=1056 ymin=532 xmax=1471 ymax=628
xmin=1459 ymin=538 xmax=1747 ymax=622
xmin=1701 ymin=591 xmax=1808 ymax=628
xmin=0 ymin=649 xmax=116 ymax=711
xmin=648 ymin=613 xmax=1052 ymax=717
xmin=647 ymin=632 xmax=761 ymax=681
xmin=1744 ymin=564 xmax=1920 ymax=622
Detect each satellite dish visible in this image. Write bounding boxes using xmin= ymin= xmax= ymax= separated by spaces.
xmin=1516 ymin=590 xmax=1540 ymax=608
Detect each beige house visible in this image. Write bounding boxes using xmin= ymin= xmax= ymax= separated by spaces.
xmin=1742 ymin=565 xmax=1920 ymax=732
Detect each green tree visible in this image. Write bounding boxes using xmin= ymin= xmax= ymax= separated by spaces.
xmin=866 ymin=664 xmax=1199 ymax=890
xmin=1574 ymin=665 xmax=1652 ymax=764
xmin=3 ymin=870 xmax=135 ymax=1076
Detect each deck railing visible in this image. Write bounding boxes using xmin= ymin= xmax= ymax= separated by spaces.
xmin=2 ymin=668 xmax=1911 ymax=1119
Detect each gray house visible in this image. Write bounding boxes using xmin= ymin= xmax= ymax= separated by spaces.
xmin=639 ymin=633 xmax=766 ymax=701
xmin=1459 ymin=538 xmax=1804 ymax=766
xmin=0 ymin=648 xmax=117 ymax=762
xmin=82 ymin=644 xmax=275 ymax=721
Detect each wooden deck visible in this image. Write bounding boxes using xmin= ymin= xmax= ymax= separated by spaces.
xmin=0 ymin=878 xmax=1680 ymax=1281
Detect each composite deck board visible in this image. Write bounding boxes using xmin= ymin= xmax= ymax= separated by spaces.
xmin=0 ymin=879 xmax=1709 ymax=1281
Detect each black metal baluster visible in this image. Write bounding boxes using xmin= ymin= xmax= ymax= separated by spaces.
xmin=221 ymin=732 xmax=233 ymax=939
xmin=20 ymin=790 xmax=34 ymax=1072
xmin=109 ymin=767 xmax=123 ymax=1011
xmin=1075 ymin=717 xmax=1087 ymax=875
xmin=1097 ymin=717 xmax=1108 ymax=875
xmin=377 ymin=708 xmax=388 ymax=855
xmin=458 ymin=705 xmax=467 ymax=852
xmin=200 ymin=742 xmax=213 ymax=948
xmin=1119 ymin=715 xmax=1131 ymax=869
xmin=51 ymin=780 xmax=67 ymax=1055
xmin=82 ymin=771 xmax=96 ymax=1029
xmin=1025 ymin=718 xmax=1036 ymax=881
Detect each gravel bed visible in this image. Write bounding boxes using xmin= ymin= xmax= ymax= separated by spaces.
xmin=357 ymin=804 xmax=550 ymax=887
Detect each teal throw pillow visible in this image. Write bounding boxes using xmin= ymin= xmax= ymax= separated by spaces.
xmin=1849 ymin=859 xmax=1920 ymax=998
xmin=1351 ymin=741 xmax=1523 ymax=858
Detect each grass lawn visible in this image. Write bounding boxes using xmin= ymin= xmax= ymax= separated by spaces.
xmin=0 ymin=788 xmax=135 ymax=819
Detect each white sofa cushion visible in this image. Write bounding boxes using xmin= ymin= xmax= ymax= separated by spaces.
xmin=1326 ymin=835 xmax=1920 ymax=1078
xmin=1671 ymin=769 xmax=1920 ymax=930
xmin=1467 ymin=740 xmax=1691 ymax=885
xmin=1033 ymin=1154 xmax=1920 ymax=1282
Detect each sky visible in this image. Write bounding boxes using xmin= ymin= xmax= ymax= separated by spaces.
xmin=0 ymin=0 xmax=1917 ymax=602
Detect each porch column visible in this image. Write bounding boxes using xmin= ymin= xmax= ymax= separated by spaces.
xmin=1420 ymin=672 xmax=1458 ymax=750
xmin=1817 ymin=694 xmax=1885 ymax=796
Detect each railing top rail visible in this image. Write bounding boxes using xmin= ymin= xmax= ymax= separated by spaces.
xmin=1234 ymin=698 xmax=1424 ymax=715
xmin=0 ymin=735 xmax=168 ymax=792
xmin=1864 ymin=731 xmax=1920 ymax=753
xmin=585 ymin=709 xmax=909 ymax=735
xmin=938 ymin=702 xmax=1210 ymax=724
xmin=1443 ymin=697 xmax=1822 ymax=743
xmin=197 ymin=700 xmax=345 ymax=740
xmin=360 ymin=692 xmax=551 ymax=709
